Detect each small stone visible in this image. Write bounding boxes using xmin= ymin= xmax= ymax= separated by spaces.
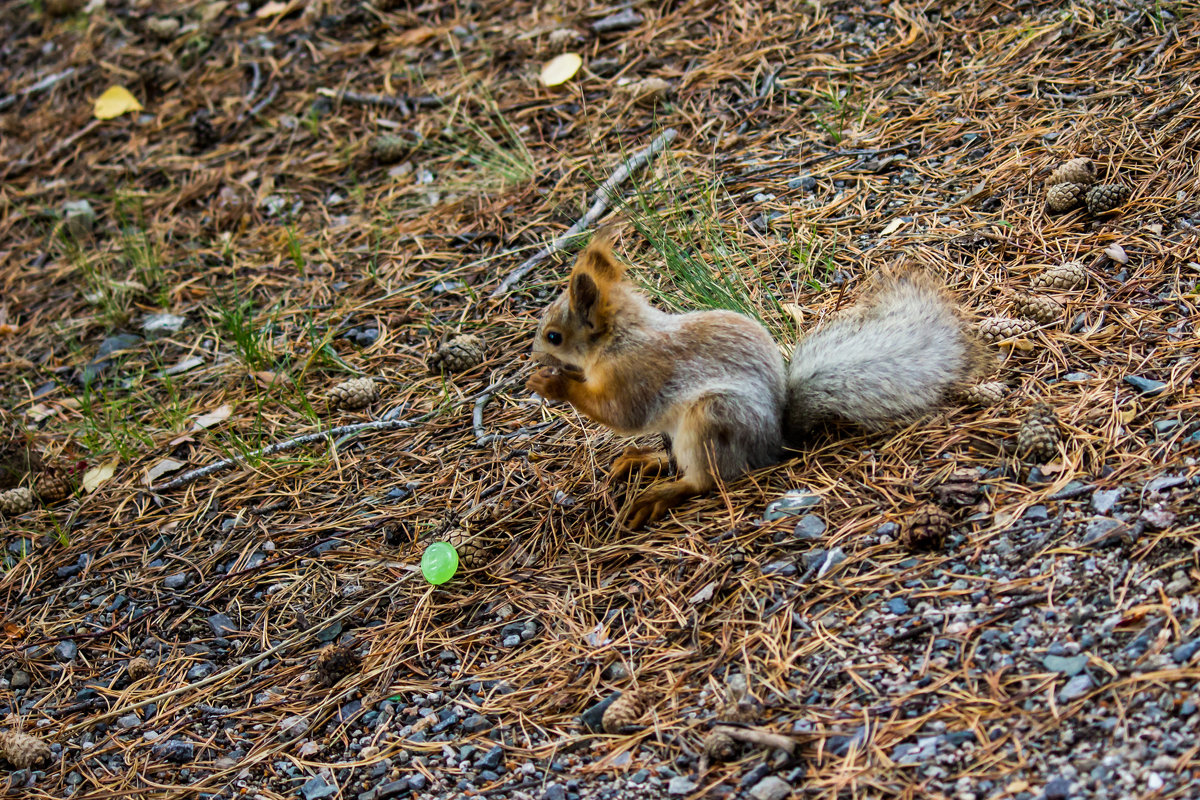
xmin=1090 ymin=489 xmax=1122 ymax=515
xmin=1081 ymin=518 xmax=1132 ymax=548
xmin=1057 ymin=674 xmax=1093 ymax=702
xmin=150 ymin=739 xmax=194 ymax=763
xmin=55 ymin=640 xmax=78 ymax=661
xmin=279 ymin=715 xmax=310 ymax=739
xmin=478 ymin=744 xmax=504 ymax=771
xmin=207 ymin=613 xmax=238 ymax=637
xmin=886 ymin=598 xmax=910 ymax=615
xmin=762 ymin=489 xmax=821 ymax=520
xmin=11 ymin=669 xmax=31 ymax=690
xmin=1043 ymin=654 xmax=1088 ymax=676
xmin=749 ymin=775 xmax=792 ymax=800
xmin=462 ymin=714 xmax=490 ymax=733
xmin=300 ymin=775 xmax=338 ymax=800
xmin=542 ymin=785 xmax=567 ymax=800
xmin=592 ymin=8 xmax=643 ymax=33
xmin=163 ymin=573 xmax=189 ymax=590
xmin=792 ymin=514 xmax=826 ymax=540
xmin=1171 ymin=638 xmax=1200 ymax=664
xmin=788 ymin=175 xmax=817 ymax=191
xmin=1124 ymin=375 xmax=1167 ymax=395
xmin=116 ymin=713 xmax=141 ymax=729
xmin=668 ymin=776 xmax=696 ymax=795
xmin=146 ymin=16 xmax=181 ymax=41
xmin=1043 ymin=777 xmax=1072 ymax=800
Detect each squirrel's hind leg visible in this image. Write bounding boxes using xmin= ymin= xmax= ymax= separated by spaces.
xmin=623 ymin=393 xmax=765 ymax=528
xmin=610 ymin=446 xmax=671 ymax=482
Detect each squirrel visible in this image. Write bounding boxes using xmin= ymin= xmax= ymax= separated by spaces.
xmin=526 ymin=234 xmax=989 ymax=528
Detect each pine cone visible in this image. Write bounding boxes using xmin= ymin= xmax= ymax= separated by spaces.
xmin=902 ymin=504 xmax=952 ymax=551
xmin=0 ymin=486 xmax=35 ymax=516
xmin=34 ymin=467 xmax=78 ymax=504
xmin=1047 ymin=157 xmax=1096 ymax=186
xmin=427 ymin=334 xmax=486 ymax=373
xmin=369 ymin=135 xmax=416 ymax=164
xmin=1032 ymin=262 xmax=1087 ymax=291
xmin=327 ymin=377 xmax=379 ymax=410
xmin=601 ymin=690 xmax=647 ymax=733
xmin=1085 ymin=183 xmax=1130 ymax=215
xmin=977 ymin=316 xmax=1037 ymax=343
xmin=0 ymin=728 xmax=52 ymax=770
xmin=1046 ymin=182 xmax=1087 ymax=214
xmin=702 ymin=729 xmax=739 ymax=761
xmin=1017 ymin=403 xmax=1061 ymax=462
xmin=1011 ymin=292 xmax=1062 ymax=324
xmin=315 ymin=644 xmax=361 ymax=687
xmin=445 ymin=528 xmax=484 ymax=568
xmin=959 ymin=381 xmax=1009 ymax=407
xmin=127 ymin=657 xmax=155 ymax=680
xmin=192 ymin=111 xmax=219 ymax=151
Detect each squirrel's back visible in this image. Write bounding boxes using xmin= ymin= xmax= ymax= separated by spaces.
xmin=785 ymin=271 xmax=986 ymax=438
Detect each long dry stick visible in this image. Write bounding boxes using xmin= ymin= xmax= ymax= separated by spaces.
xmin=491 ymin=128 xmax=679 ymax=298
xmin=153 ymin=417 xmax=419 ymax=492
xmin=0 ymin=67 xmax=76 ymax=111
xmin=713 ymin=724 xmax=797 ymax=754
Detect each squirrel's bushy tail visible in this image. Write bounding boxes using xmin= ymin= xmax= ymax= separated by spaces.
xmin=785 ymin=271 xmax=987 ymax=437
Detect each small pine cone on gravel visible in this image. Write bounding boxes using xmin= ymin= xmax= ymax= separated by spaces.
xmin=127 ymin=657 xmax=155 ymax=680
xmin=427 ymin=334 xmax=486 ymax=373
xmin=1011 ymin=292 xmax=1062 ymax=324
xmin=369 ymin=135 xmax=415 ymax=164
xmin=902 ymin=504 xmax=953 ymax=551
xmin=1046 ymin=182 xmax=1088 ymax=214
xmin=601 ymin=690 xmax=647 ymax=733
xmin=327 ymin=377 xmax=378 ymax=410
xmin=1017 ymin=403 xmax=1061 ymax=462
xmin=702 ymin=729 xmax=739 ymax=761
xmin=1032 ymin=261 xmax=1087 ymax=291
xmin=977 ymin=316 xmax=1037 ymax=343
xmin=315 ymin=644 xmax=361 ymax=687
xmin=1085 ymin=183 xmax=1131 ymax=215
xmin=0 ymin=728 xmax=52 ymax=770
xmin=933 ymin=467 xmax=984 ymax=508
xmin=1047 ymin=157 xmax=1097 ymax=187
xmin=0 ymin=486 xmax=35 ymax=516
xmin=445 ymin=528 xmax=483 ymax=568
xmin=959 ymin=381 xmax=1009 ymax=407
xmin=722 ymin=696 xmax=763 ymax=724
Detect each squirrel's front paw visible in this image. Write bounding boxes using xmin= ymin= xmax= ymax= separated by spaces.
xmin=527 ymin=366 xmax=569 ymax=401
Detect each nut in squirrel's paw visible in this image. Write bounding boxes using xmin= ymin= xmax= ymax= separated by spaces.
xmin=526 ymin=364 xmax=582 ymax=400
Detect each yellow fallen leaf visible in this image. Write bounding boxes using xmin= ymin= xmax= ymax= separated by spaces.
xmin=94 ymin=85 xmax=143 ymax=120
xmin=82 ymin=461 xmax=117 ymax=493
xmin=540 ymin=53 xmax=583 ymax=87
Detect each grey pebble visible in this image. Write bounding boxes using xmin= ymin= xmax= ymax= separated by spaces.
xmin=1123 ymin=375 xmax=1167 ymax=395
xmin=1057 ymin=674 xmax=1093 ymax=702
xmin=592 ymin=8 xmax=643 ymax=33
xmin=1090 ymin=489 xmax=1122 ymax=515
xmin=749 ymin=775 xmax=792 ymax=800
xmin=792 ymin=514 xmax=826 ymax=540
xmin=163 ymin=573 xmax=190 ymax=590
xmin=667 ymin=775 xmax=696 ymax=795
xmin=300 ymin=775 xmax=338 ymax=800
xmin=55 ymin=640 xmax=78 ymax=661
xmin=1043 ymin=654 xmax=1089 ymax=676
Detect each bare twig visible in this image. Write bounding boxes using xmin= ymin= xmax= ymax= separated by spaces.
xmin=712 ymin=724 xmax=796 ymax=754
xmin=491 ymin=128 xmax=679 ymax=298
xmin=0 ymin=67 xmax=76 ymax=111
xmin=153 ymin=417 xmax=421 ymax=491
xmin=317 ymin=87 xmax=442 ymax=116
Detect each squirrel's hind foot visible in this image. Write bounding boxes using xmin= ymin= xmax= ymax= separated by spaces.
xmin=623 ymin=479 xmax=704 ymax=529
xmin=610 ymin=446 xmax=671 ymax=482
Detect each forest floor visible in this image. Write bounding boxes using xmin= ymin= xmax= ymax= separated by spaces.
xmin=2 ymin=1 xmax=1199 ymax=799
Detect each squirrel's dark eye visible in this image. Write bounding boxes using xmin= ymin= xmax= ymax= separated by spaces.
xmin=546 ymin=331 xmax=563 ymax=346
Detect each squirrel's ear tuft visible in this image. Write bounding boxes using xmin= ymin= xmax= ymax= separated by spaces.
xmin=569 ymin=271 xmax=602 ymax=328
xmin=573 ymin=233 xmax=626 ymax=283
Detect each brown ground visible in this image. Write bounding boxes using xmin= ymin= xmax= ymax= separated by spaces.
xmin=1 ymin=1 xmax=1199 ymax=799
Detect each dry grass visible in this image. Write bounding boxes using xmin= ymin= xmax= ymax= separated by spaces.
xmin=1 ymin=0 xmax=1198 ymax=798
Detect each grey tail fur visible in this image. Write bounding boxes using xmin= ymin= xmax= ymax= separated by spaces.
xmin=784 ymin=271 xmax=987 ymax=439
